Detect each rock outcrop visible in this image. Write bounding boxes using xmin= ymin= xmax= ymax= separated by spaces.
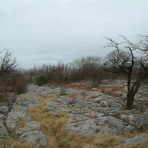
xmin=0 ymin=92 xmax=47 ymax=147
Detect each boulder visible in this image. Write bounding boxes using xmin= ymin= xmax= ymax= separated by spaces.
xmin=15 ymin=97 xmax=40 ymax=107
xmin=1 ymin=92 xmax=16 ymax=105
xmin=16 ymin=121 xmax=41 ymax=136
xmin=98 ymin=127 xmax=120 ymax=136
xmin=6 ymin=105 xmax=31 ymax=130
xmin=20 ymin=131 xmax=46 ymax=147
xmin=123 ymin=133 xmax=148 ymax=145
xmin=15 ymin=121 xmax=46 ymax=147
xmin=0 ymin=114 xmax=4 ymax=120
xmin=0 ymin=106 xmax=9 ymax=114
xmin=100 ymin=100 xmax=108 ymax=107
xmin=95 ymin=116 xmax=125 ymax=134
xmin=128 ymin=114 xmax=148 ymax=128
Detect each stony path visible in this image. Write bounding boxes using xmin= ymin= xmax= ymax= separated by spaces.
xmin=0 ymin=84 xmax=148 ymax=147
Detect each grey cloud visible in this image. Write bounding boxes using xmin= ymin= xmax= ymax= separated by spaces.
xmin=0 ymin=0 xmax=148 ymax=68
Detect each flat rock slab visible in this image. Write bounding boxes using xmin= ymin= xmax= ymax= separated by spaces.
xmin=129 ymin=114 xmax=148 ymax=128
xmin=16 ymin=121 xmax=41 ymax=136
xmin=47 ymin=105 xmax=70 ymax=113
xmin=123 ymin=133 xmax=148 ymax=145
xmin=6 ymin=105 xmax=32 ymax=130
xmin=20 ymin=130 xmax=47 ymax=147
xmin=16 ymin=121 xmax=46 ymax=147
xmin=65 ymin=116 xmax=126 ymax=136
xmin=15 ymin=97 xmax=40 ymax=107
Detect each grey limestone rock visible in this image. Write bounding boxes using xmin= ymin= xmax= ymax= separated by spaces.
xmin=0 ymin=123 xmax=9 ymax=144
xmin=98 ymin=127 xmax=120 ymax=136
xmin=123 ymin=133 xmax=148 ymax=145
xmin=47 ymin=104 xmax=70 ymax=113
xmin=6 ymin=105 xmax=32 ymax=130
xmin=0 ymin=114 xmax=4 ymax=120
xmin=16 ymin=121 xmax=41 ymax=136
xmin=128 ymin=114 xmax=148 ymax=128
xmin=0 ymin=106 xmax=9 ymax=114
xmin=20 ymin=131 xmax=46 ymax=147
xmin=100 ymin=100 xmax=108 ymax=107
xmin=15 ymin=121 xmax=46 ymax=147
xmin=15 ymin=97 xmax=40 ymax=107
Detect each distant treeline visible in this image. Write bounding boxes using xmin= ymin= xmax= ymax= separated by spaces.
xmin=25 ymin=56 xmax=123 ymax=87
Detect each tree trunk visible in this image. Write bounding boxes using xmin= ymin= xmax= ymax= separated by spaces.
xmin=127 ymin=92 xmax=134 ymax=109
xmin=126 ymin=81 xmax=140 ymax=110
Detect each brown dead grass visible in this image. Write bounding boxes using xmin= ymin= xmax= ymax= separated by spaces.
xmin=96 ymin=122 xmax=106 ymax=127
xmin=26 ymin=95 xmax=123 ymax=148
xmin=88 ymin=95 xmax=99 ymax=100
xmin=123 ymin=131 xmax=142 ymax=138
xmin=27 ymin=95 xmax=148 ymax=148
xmin=4 ymin=92 xmax=148 ymax=148
xmin=9 ymin=121 xmax=26 ymax=138
xmin=4 ymin=139 xmax=33 ymax=148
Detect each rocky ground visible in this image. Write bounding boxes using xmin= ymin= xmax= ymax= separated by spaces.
xmin=0 ymin=80 xmax=148 ymax=147
xmin=0 ymin=92 xmax=46 ymax=147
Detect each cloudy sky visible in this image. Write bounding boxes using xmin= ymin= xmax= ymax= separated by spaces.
xmin=0 ymin=0 xmax=148 ymax=68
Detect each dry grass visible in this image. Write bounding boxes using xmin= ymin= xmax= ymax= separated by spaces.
xmin=123 ymin=130 xmax=143 ymax=138
xmin=4 ymin=121 xmax=28 ymax=147
xmin=26 ymin=95 xmax=123 ymax=148
xmin=4 ymin=93 xmax=148 ymax=148
xmin=88 ymin=95 xmax=99 ymax=100
xmin=4 ymin=139 xmax=33 ymax=148
xmin=27 ymin=95 xmax=148 ymax=148
xmin=9 ymin=121 xmax=26 ymax=138
xmin=96 ymin=122 xmax=106 ymax=127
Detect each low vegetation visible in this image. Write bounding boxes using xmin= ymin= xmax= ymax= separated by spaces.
xmin=35 ymin=75 xmax=48 ymax=86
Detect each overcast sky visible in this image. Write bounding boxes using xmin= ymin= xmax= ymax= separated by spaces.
xmin=0 ymin=0 xmax=148 ymax=68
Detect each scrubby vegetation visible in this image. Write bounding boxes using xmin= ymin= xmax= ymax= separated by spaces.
xmin=35 ymin=75 xmax=48 ymax=86
xmin=0 ymin=50 xmax=27 ymax=95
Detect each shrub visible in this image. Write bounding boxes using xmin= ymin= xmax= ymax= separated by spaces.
xmin=35 ymin=75 xmax=47 ymax=86
xmin=0 ymin=49 xmax=17 ymax=93
xmin=11 ymin=70 xmax=28 ymax=94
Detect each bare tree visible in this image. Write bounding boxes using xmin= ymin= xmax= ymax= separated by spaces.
xmin=105 ymin=35 xmax=148 ymax=110
xmin=71 ymin=56 xmax=102 ymax=82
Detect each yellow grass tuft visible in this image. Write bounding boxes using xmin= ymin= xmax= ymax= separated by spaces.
xmin=9 ymin=121 xmax=26 ymax=138
xmin=4 ymin=139 xmax=32 ymax=148
xmin=88 ymin=95 xmax=98 ymax=100
xmin=96 ymin=122 xmax=106 ymax=127
xmin=93 ymin=135 xmax=121 ymax=148
xmin=123 ymin=131 xmax=142 ymax=138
